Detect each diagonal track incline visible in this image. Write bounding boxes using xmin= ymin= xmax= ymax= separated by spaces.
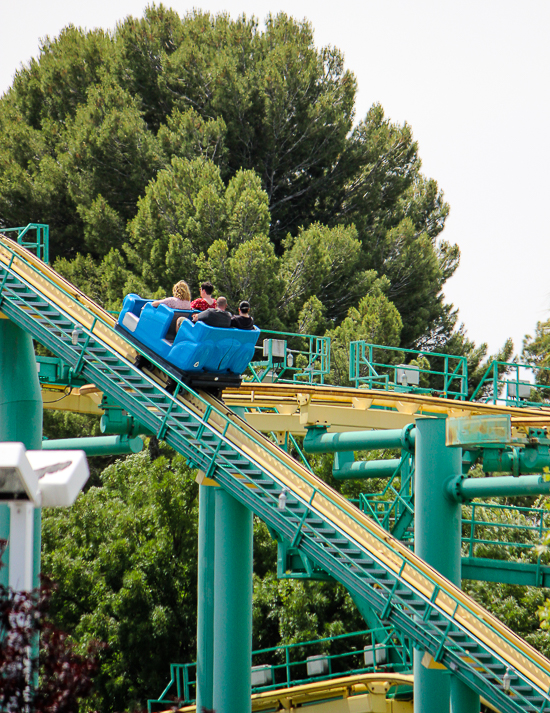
xmin=1 ymin=234 xmax=550 ymax=713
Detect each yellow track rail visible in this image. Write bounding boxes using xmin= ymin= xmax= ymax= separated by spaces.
xmin=2 ymin=233 xmax=549 ymax=708
xmin=166 ymin=673 xmax=414 ymax=712
xmin=184 ymin=392 xmax=550 ymax=695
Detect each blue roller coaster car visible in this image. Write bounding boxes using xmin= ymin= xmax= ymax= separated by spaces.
xmin=116 ymin=294 xmax=260 ymax=395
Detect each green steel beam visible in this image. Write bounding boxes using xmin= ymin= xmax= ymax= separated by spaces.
xmin=0 ymin=320 xmax=43 ymax=590
xmin=42 ymin=435 xmax=143 ymax=456
xmin=303 ymin=424 xmax=416 ymax=454
xmin=448 ymin=474 xmax=550 ymax=502
xmin=483 ymin=446 xmax=550 ymax=475
xmin=333 ymin=454 xmax=402 ymax=479
xmin=461 ymin=558 xmax=550 ymax=588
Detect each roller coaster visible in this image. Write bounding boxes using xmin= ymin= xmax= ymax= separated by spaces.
xmin=2 ymin=225 xmax=550 ymax=713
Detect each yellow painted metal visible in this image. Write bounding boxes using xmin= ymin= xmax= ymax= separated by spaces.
xmin=176 ymin=391 xmax=550 ymax=696
xmin=0 ymin=236 xmax=136 ymax=363
xmin=225 ymin=383 xmax=550 ymax=428
xmin=163 ymin=673 xmax=414 ymax=713
xmin=1 ymin=233 xmax=539 ymax=709
xmin=41 ymin=386 xmax=103 ymax=415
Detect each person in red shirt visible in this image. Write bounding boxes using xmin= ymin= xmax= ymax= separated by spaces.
xmin=190 ymin=282 xmax=217 ymax=312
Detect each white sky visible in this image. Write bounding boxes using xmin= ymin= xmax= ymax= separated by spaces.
xmin=1 ymin=0 xmax=549 ymax=357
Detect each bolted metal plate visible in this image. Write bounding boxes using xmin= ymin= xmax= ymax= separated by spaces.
xmin=446 ymin=415 xmax=511 ymax=447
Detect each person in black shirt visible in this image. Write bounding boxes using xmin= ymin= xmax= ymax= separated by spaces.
xmin=231 ymin=300 xmax=254 ymax=330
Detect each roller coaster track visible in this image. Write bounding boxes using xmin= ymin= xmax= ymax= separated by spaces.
xmin=1 ymin=234 xmax=550 ymax=713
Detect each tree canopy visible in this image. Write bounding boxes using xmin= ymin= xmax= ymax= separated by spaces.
xmin=0 ymin=4 xmax=462 ymax=348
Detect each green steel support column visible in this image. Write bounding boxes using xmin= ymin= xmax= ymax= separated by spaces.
xmin=0 ymin=320 xmax=43 ymax=589
xmin=450 ymin=676 xmax=480 ymax=713
xmin=196 ymin=483 xmax=216 ymax=713
xmin=213 ymin=488 xmax=253 ymax=713
xmin=0 ymin=320 xmax=43 ymax=447
xmin=414 ymin=418 xmax=478 ymax=713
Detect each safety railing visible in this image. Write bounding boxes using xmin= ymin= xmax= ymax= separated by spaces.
xmin=0 ymin=224 xmax=49 ymax=264
xmin=147 ymin=626 xmax=412 ymax=711
xmin=470 ymin=360 xmax=550 ymax=407
xmin=462 ymin=502 xmax=550 ymax=561
xmin=358 ymin=454 xmax=415 ymax=541
xmin=3 ymin=234 xmax=550 ymax=709
xmin=247 ymin=329 xmax=330 ymax=385
xmin=349 ymin=342 xmax=468 ymax=399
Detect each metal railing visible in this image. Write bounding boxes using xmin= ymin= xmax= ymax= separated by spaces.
xmin=462 ymin=501 xmax=550 ymax=561
xmin=3 ymin=234 xmax=550 ymax=709
xmin=358 ymin=454 xmax=415 ymax=541
xmin=247 ymin=329 xmax=330 ymax=385
xmin=470 ymin=360 xmax=550 ymax=407
xmin=349 ymin=342 xmax=468 ymax=399
xmin=1 ymin=223 xmax=49 ymax=264
xmin=147 ymin=626 xmax=412 ymax=711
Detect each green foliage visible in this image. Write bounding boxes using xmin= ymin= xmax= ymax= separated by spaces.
xmin=125 ymin=157 xmax=271 ymax=298
xmin=0 ymin=6 xmax=459 ymax=347
xmin=62 ymin=79 xmax=162 ymax=257
xmin=41 ymin=451 xmax=199 ymax=712
xmin=198 ymin=235 xmax=283 ymax=324
xmin=328 ymin=278 xmax=403 ymax=386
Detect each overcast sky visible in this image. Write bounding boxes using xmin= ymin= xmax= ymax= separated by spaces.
xmin=1 ymin=0 xmax=549 ymax=357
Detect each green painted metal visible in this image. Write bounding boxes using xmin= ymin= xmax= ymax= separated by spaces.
xmin=42 ymin=434 xmax=143 ymax=455
xmin=36 ymin=355 xmax=88 ymax=388
xmin=149 ymin=626 xmax=413 ymax=710
xmin=1 ymin=224 xmax=49 ymax=263
xmin=100 ymin=395 xmax=154 ymax=437
xmin=414 ymin=417 xmax=466 ymax=713
xmin=0 ymin=320 xmax=43 ymax=589
xmin=451 ymin=676 xmax=481 ymax=713
xmin=446 ymin=414 xmax=511 ymax=447
xmin=349 ymin=341 xmax=468 ymax=399
xmin=196 ymin=485 xmax=216 ymax=713
xmin=303 ymin=424 xmax=416 ymax=454
xmin=213 ymin=488 xmax=253 ymax=713
xmin=333 ymin=455 xmax=402 ymax=479
xmin=0 ymin=320 xmax=43 ymax=448
xmin=469 ymin=359 xmax=550 ymax=407
xmin=277 ymin=538 xmax=334 ymax=581
xmin=461 ymin=558 xmax=550 ymax=587
xmin=247 ymin=328 xmax=330 ymax=384
xmin=449 ymin=473 xmax=550 ymax=501
xmin=359 ymin=451 xmax=415 ymax=541
xmin=482 ymin=445 xmax=550 ymax=475
xmin=0 ymin=239 xmax=548 ymax=712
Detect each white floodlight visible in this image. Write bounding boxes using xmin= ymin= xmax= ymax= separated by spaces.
xmin=0 ymin=443 xmax=89 ymax=591
xmin=26 ymin=450 xmax=89 ymax=507
xmin=0 ymin=443 xmax=89 ymax=507
xmin=0 ymin=443 xmax=40 ymax=504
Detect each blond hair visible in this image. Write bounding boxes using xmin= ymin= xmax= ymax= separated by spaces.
xmin=173 ymin=280 xmax=191 ymax=302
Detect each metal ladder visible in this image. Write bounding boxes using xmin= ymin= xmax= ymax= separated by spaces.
xmin=0 ymin=235 xmax=549 ymax=713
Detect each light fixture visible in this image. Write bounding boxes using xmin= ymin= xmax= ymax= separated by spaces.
xmin=503 ymin=667 xmax=512 ymax=692
xmin=277 ymin=488 xmax=289 ymax=510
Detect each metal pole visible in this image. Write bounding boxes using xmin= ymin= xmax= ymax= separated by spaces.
xmin=196 ymin=483 xmax=216 ymax=713
xmin=43 ymin=435 xmax=143 ymax=456
xmin=414 ymin=418 xmax=479 ymax=713
xmin=333 ymin=457 xmax=401 ymax=479
xmin=448 ymin=474 xmax=550 ymax=501
xmin=0 ymin=320 xmax=42 ymax=589
xmin=303 ymin=424 xmax=415 ymax=454
xmin=212 ymin=488 xmax=253 ymax=713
